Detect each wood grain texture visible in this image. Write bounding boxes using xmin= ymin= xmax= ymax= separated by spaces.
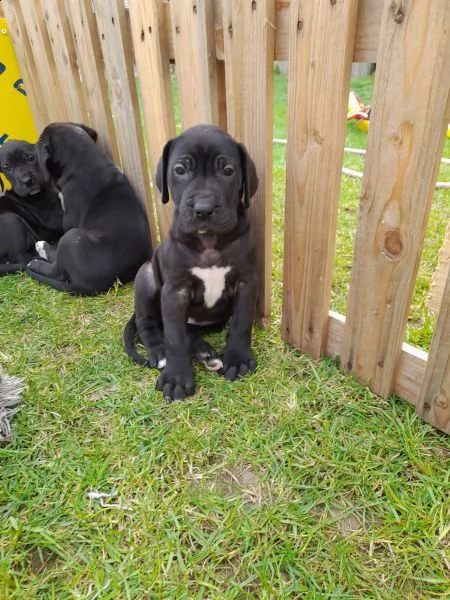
xmin=326 ymin=312 xmax=428 ymax=407
xmin=92 ymin=0 xmax=157 ymax=247
xmin=65 ymin=0 xmax=120 ymax=163
xmin=128 ymin=0 xmax=175 ymax=240
xmin=341 ymin=0 xmax=450 ymax=397
xmin=40 ymin=0 xmax=88 ymax=124
xmin=169 ymin=0 xmax=218 ymax=128
xmin=417 ymin=269 xmax=450 ymax=434
xmin=222 ymin=0 xmax=275 ymax=319
xmin=281 ymin=0 xmax=358 ymax=357
xmin=163 ymin=0 xmax=382 ymax=63
xmin=427 ymin=221 xmax=450 ymax=314
xmin=16 ymin=0 xmax=68 ymax=122
xmin=2 ymin=1 xmax=47 ymax=131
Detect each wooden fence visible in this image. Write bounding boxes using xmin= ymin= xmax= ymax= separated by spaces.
xmin=2 ymin=0 xmax=449 ymax=434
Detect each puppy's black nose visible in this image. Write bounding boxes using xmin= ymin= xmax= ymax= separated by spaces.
xmin=194 ymin=199 xmax=214 ymax=220
xmin=21 ymin=174 xmax=32 ymax=185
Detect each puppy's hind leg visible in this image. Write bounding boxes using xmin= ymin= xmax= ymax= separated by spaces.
xmin=35 ymin=241 xmax=57 ymax=262
xmin=190 ymin=335 xmax=223 ymax=372
xmin=134 ymin=261 xmax=166 ymax=369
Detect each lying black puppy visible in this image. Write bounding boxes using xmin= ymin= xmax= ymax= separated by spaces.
xmin=0 ymin=140 xmax=63 ymax=275
xmin=124 ymin=124 xmax=259 ymax=401
xmin=27 ymin=123 xmax=152 ymax=295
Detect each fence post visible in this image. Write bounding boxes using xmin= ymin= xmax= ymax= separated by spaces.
xmin=416 ymin=262 xmax=450 ymax=434
xmin=128 ymin=0 xmax=176 ymax=240
xmin=341 ymin=0 xmax=450 ymax=397
xmin=169 ymin=0 xmax=218 ymax=128
xmin=222 ymin=0 xmax=275 ymax=321
xmin=281 ymin=0 xmax=358 ymax=357
xmin=92 ymin=0 xmax=157 ymax=247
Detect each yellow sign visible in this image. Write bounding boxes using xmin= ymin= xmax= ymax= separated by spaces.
xmin=0 ymin=18 xmax=38 ymax=190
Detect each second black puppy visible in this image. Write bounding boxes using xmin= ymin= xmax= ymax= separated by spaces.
xmin=27 ymin=123 xmax=152 ymax=295
xmin=0 ymin=140 xmax=63 ymax=275
xmin=124 ymin=124 xmax=259 ymax=401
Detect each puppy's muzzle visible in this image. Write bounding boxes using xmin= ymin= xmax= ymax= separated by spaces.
xmin=193 ymin=196 xmax=215 ymax=221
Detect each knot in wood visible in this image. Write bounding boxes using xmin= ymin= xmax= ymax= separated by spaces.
xmin=435 ymin=393 xmax=448 ymax=409
xmin=382 ymin=230 xmax=403 ymax=259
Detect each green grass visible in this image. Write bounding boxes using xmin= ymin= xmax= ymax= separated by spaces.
xmin=1 ymin=71 xmax=449 ymax=598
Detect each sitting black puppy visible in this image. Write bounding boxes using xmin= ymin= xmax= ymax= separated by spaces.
xmin=26 ymin=123 xmax=152 ymax=295
xmin=124 ymin=124 xmax=259 ymax=402
xmin=0 ymin=140 xmax=63 ymax=275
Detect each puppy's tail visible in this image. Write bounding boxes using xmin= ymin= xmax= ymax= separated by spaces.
xmin=25 ymin=268 xmax=103 ymax=296
xmin=0 ymin=263 xmax=26 ymax=275
xmin=124 ymin=313 xmax=150 ymax=366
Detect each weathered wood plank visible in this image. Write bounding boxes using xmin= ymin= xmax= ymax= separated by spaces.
xmin=40 ymin=0 xmax=88 ymax=124
xmin=2 ymin=1 xmax=47 ymax=132
xmin=163 ymin=0 xmax=382 ymax=63
xmin=428 ymin=221 xmax=450 ymax=314
xmin=281 ymin=0 xmax=358 ymax=357
xmin=326 ymin=312 xmax=428 ymax=407
xmin=127 ymin=0 xmax=175 ymax=240
xmin=15 ymin=0 xmax=68 ymax=122
xmin=341 ymin=0 xmax=450 ymax=397
xmin=65 ymin=0 xmax=120 ymax=164
xmin=169 ymin=0 xmax=218 ymax=128
xmin=92 ymin=0 xmax=157 ymax=247
xmin=222 ymin=0 xmax=275 ymax=320
xmin=417 ymin=268 xmax=450 ymax=434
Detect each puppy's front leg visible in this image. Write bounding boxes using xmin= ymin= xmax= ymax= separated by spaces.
xmin=222 ymin=274 xmax=257 ymax=381
xmin=156 ymin=285 xmax=195 ymax=401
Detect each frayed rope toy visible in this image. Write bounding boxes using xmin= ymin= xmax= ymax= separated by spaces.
xmin=0 ymin=367 xmax=24 ymax=442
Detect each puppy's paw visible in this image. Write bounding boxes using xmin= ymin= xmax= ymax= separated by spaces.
xmin=146 ymin=344 xmax=166 ymax=369
xmin=156 ymin=364 xmax=195 ymax=402
xmin=221 ymin=347 xmax=256 ymax=381
xmin=27 ymin=258 xmax=42 ymax=271
xmin=193 ymin=339 xmax=223 ymax=372
xmin=35 ymin=241 xmax=51 ymax=261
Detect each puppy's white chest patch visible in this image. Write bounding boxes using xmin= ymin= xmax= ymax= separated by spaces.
xmin=191 ymin=266 xmax=231 ymax=308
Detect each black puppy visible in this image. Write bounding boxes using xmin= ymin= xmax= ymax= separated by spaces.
xmin=26 ymin=123 xmax=152 ymax=295
xmin=0 ymin=140 xmax=63 ymax=275
xmin=124 ymin=124 xmax=259 ymax=401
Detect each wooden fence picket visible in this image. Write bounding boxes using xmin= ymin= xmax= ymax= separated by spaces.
xmin=341 ymin=0 xmax=450 ymax=397
xmin=417 ymin=266 xmax=450 ymax=434
xmin=223 ymin=0 xmax=275 ymax=320
xmin=169 ymin=0 xmax=219 ymax=128
xmin=127 ymin=0 xmax=176 ymax=240
xmin=281 ymin=0 xmax=359 ymax=358
xmin=40 ymin=0 xmax=88 ymax=125
xmin=65 ymin=0 xmax=120 ymax=164
xmin=92 ymin=0 xmax=157 ymax=247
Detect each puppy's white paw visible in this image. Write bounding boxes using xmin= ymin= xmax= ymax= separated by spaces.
xmin=35 ymin=241 xmax=48 ymax=260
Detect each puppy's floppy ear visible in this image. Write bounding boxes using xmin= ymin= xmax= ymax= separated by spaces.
xmin=35 ymin=138 xmax=52 ymax=182
xmin=156 ymin=139 xmax=173 ymax=204
xmin=238 ymin=143 xmax=259 ymax=209
xmin=72 ymin=123 xmax=98 ymax=143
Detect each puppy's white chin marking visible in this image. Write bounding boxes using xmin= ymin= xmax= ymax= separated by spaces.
xmin=190 ymin=265 xmax=231 ymax=308
xmin=157 ymin=357 xmax=167 ymax=369
xmin=35 ymin=241 xmax=48 ymax=260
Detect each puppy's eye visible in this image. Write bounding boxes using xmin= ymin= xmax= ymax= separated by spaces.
xmin=173 ymin=163 xmax=187 ymax=176
xmin=2 ymin=163 xmax=10 ymax=172
xmin=223 ymin=165 xmax=235 ymax=176
xmin=25 ymin=154 xmax=35 ymax=163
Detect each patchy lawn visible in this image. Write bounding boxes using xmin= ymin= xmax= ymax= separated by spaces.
xmin=0 ymin=72 xmax=449 ymax=598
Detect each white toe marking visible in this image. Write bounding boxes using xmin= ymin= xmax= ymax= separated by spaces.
xmin=35 ymin=241 xmax=47 ymax=260
xmin=204 ymin=357 xmax=223 ymax=372
xmin=58 ymin=191 xmax=65 ymax=210
xmin=190 ymin=266 xmax=231 ymax=308
xmin=157 ymin=357 xmax=167 ymax=369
